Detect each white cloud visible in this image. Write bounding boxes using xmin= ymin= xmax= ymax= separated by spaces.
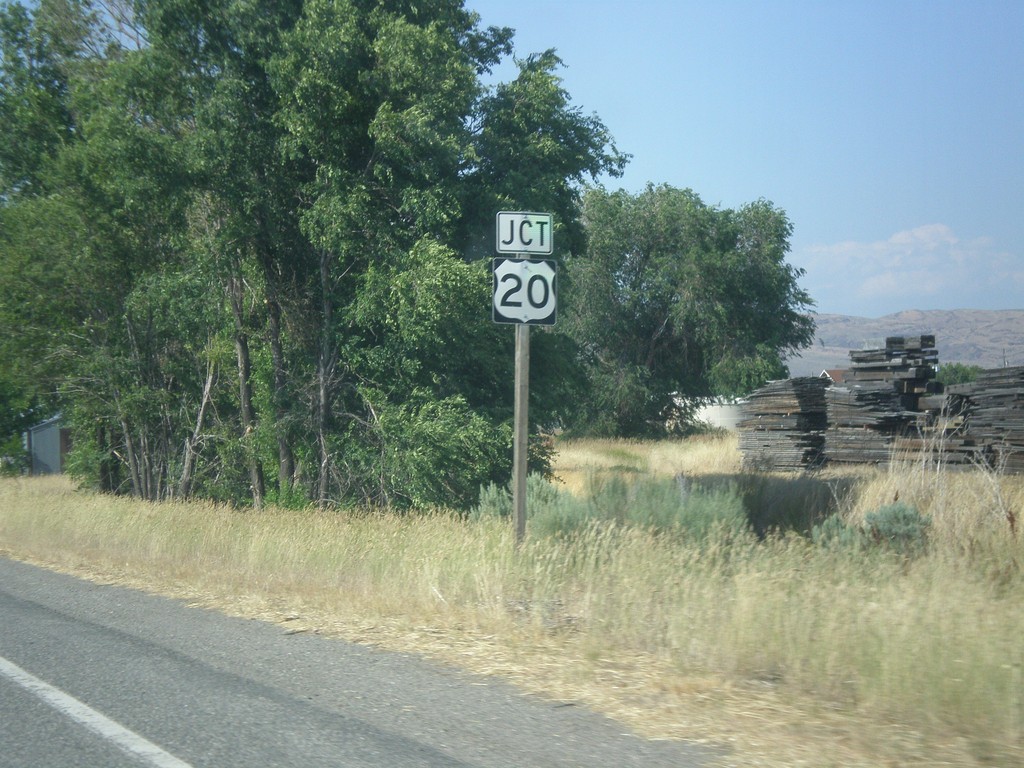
xmin=793 ymin=225 xmax=1023 ymax=316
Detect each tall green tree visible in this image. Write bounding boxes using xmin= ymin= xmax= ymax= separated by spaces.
xmin=2 ymin=0 xmax=250 ymax=499
xmin=0 ymin=0 xmax=131 ymax=407
xmin=0 ymin=0 xmax=628 ymax=509
xmin=565 ymin=184 xmax=815 ymax=437
xmin=461 ymin=48 xmax=627 ymax=257
xmin=1 ymin=0 xmax=78 ymax=197
xmin=268 ymin=0 xmax=623 ymax=507
xmin=269 ymin=0 xmax=498 ymax=505
xmin=135 ymin=0 xmax=312 ymax=506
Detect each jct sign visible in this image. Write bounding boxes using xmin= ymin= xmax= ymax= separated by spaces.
xmin=495 ymin=211 xmax=553 ymax=255
xmin=492 ymin=258 xmax=557 ymax=325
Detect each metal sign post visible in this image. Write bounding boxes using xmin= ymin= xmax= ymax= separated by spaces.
xmin=512 ymin=322 xmax=529 ymax=545
xmin=493 ymin=212 xmax=556 ymax=546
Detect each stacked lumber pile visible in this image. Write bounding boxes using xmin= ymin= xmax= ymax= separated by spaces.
xmin=952 ymin=367 xmax=1024 ymax=472
xmin=844 ymin=335 xmax=938 ymax=405
xmin=737 ymin=335 xmax=1024 ymax=474
xmin=824 ymin=384 xmax=911 ymax=465
xmin=823 ymin=336 xmax=938 ymax=466
xmin=738 ymin=377 xmax=828 ymax=470
xmin=894 ymin=388 xmax=979 ymax=467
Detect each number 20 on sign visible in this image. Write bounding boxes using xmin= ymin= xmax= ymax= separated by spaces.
xmin=492 ymin=258 xmax=557 ymax=325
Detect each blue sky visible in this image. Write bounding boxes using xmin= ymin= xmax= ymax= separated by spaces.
xmin=467 ymin=0 xmax=1024 ymax=318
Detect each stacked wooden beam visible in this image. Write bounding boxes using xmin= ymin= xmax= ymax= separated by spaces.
xmin=955 ymin=367 xmax=1024 ymax=472
xmin=826 ymin=382 xmax=913 ymax=429
xmin=738 ymin=377 xmax=828 ymax=470
xmin=823 ymin=383 xmax=908 ymax=465
xmin=844 ymin=335 xmax=938 ymax=403
xmin=822 ymin=337 xmax=938 ymax=466
xmin=898 ymin=389 xmax=980 ymax=468
xmin=736 ymin=336 xmax=1024 ymax=474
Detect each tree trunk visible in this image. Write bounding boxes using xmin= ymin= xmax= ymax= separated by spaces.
xmin=138 ymin=430 xmax=154 ymax=500
xmin=120 ymin=419 xmax=142 ymax=498
xmin=97 ymin=425 xmax=120 ymax=493
xmin=179 ymin=358 xmax=215 ymax=499
xmin=228 ymin=274 xmax=265 ymax=509
xmin=316 ymin=249 xmax=335 ymax=508
xmin=266 ymin=292 xmax=295 ymax=493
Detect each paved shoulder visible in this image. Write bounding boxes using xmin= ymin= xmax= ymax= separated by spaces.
xmin=0 ymin=556 xmax=718 ymax=767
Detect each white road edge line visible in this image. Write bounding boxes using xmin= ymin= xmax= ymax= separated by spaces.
xmin=0 ymin=655 xmax=194 ymax=768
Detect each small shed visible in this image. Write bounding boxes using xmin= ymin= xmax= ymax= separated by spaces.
xmin=25 ymin=415 xmax=71 ymax=475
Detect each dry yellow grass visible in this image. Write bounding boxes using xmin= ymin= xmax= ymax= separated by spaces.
xmin=553 ymin=433 xmax=740 ymax=493
xmin=2 ymin=437 xmax=1023 ymax=768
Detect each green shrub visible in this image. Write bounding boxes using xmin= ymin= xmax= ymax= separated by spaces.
xmin=265 ymin=482 xmax=315 ymax=511
xmin=470 ymin=474 xmax=562 ymax=521
xmin=474 ymin=473 xmax=751 ymax=542
xmin=470 ymin=481 xmax=512 ymax=520
xmin=811 ymin=503 xmax=930 ymax=557
xmin=528 ymin=491 xmax=599 ymax=539
xmin=626 ymin=477 xmax=749 ymax=541
xmin=470 ymin=474 xmax=596 ymax=538
xmin=863 ymin=502 xmax=930 ymax=555
xmin=811 ymin=514 xmax=864 ymax=550
xmin=372 ymin=393 xmax=512 ymax=509
xmin=0 ymin=435 xmax=28 ymax=476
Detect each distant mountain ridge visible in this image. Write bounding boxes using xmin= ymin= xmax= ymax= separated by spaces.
xmin=786 ymin=309 xmax=1024 ymax=377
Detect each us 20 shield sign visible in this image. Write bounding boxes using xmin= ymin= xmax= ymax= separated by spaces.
xmin=492 ymin=258 xmax=557 ymax=325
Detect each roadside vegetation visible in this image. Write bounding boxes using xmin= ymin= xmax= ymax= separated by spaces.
xmin=2 ymin=434 xmax=1021 ymax=767
xmin=1 ymin=0 xmax=812 ymax=511
xmin=3 ymin=4 xmax=1016 ymax=765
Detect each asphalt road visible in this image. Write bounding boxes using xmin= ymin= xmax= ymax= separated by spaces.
xmin=0 ymin=556 xmax=718 ymax=767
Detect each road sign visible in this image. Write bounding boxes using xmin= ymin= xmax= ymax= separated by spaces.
xmin=492 ymin=258 xmax=557 ymax=325
xmin=494 ymin=211 xmax=556 ymax=547
xmin=495 ymin=211 xmax=553 ymax=255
